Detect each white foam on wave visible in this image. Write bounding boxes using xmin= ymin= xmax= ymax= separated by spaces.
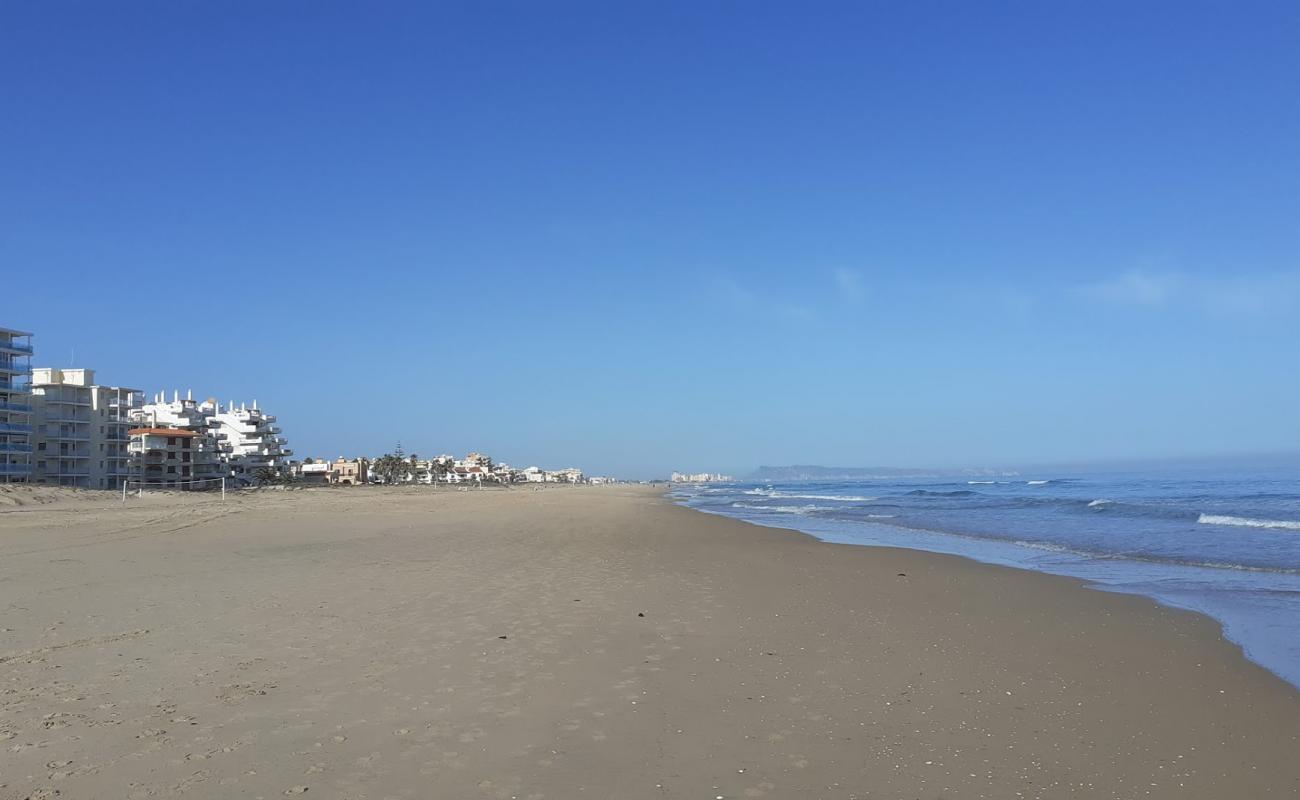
xmin=1197 ymin=514 xmax=1300 ymax=531
xmin=1087 ymin=499 xmax=1114 ymax=508
xmin=1027 ymin=480 xmax=1051 ymax=486
xmin=732 ymin=502 xmax=838 ymax=515
xmin=1012 ymin=540 xmax=1079 ymax=554
xmin=742 ymin=488 xmax=874 ymax=501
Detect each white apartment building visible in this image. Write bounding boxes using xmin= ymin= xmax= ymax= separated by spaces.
xmin=30 ymin=367 xmax=142 ymax=490
xmin=132 ymin=392 xmax=291 ymax=486
xmin=0 ymin=327 xmax=34 ymax=484
xmin=207 ymin=401 xmax=292 ymax=485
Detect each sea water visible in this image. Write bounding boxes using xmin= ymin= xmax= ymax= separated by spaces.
xmin=673 ymin=468 xmax=1300 ymax=689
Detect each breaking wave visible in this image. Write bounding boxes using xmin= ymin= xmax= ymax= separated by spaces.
xmin=1198 ymin=514 xmax=1300 ymax=531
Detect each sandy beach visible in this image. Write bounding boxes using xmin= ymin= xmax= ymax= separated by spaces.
xmin=0 ymin=484 xmax=1296 ymax=799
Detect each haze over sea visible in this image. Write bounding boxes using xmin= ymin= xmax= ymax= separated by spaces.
xmin=676 ymin=466 xmax=1300 ymax=688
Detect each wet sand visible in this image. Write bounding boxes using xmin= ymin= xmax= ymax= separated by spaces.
xmin=0 ymin=484 xmax=1296 ymax=798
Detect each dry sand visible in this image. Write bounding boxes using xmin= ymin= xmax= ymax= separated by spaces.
xmin=0 ymin=484 xmax=1296 ymax=799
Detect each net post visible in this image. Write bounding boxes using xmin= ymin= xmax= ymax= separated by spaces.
xmin=121 ymin=480 xmax=127 ymax=504
xmin=221 ymin=477 xmax=226 ymax=501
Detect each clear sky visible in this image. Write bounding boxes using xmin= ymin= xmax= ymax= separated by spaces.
xmin=3 ymin=2 xmax=1298 ymax=478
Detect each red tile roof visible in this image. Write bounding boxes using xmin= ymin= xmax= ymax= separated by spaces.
xmin=128 ymin=427 xmax=199 ymax=437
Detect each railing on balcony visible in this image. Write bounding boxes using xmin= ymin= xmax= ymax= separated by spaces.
xmin=0 ymin=400 xmax=33 ymax=413
xmin=0 ymin=422 xmax=31 ymax=434
xmin=0 ymin=442 xmax=33 ymax=453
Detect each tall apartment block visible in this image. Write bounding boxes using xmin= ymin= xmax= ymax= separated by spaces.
xmin=0 ymin=327 xmax=34 ymax=484
xmin=30 ymin=368 xmax=144 ymax=490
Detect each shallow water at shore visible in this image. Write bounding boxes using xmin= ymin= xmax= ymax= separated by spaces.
xmin=675 ymin=468 xmax=1300 ymax=689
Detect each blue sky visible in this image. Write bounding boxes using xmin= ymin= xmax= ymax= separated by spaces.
xmin=3 ymin=2 xmax=1298 ymax=478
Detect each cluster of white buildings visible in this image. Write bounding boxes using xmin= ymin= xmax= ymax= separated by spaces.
xmin=293 ymin=451 xmax=594 ymax=487
xmin=671 ymin=471 xmax=735 ymax=483
xmin=0 ymin=326 xmax=291 ymax=490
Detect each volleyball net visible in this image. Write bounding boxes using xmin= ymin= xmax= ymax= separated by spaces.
xmin=122 ymin=476 xmax=227 ymax=501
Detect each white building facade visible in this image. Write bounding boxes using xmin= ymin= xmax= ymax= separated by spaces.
xmin=132 ymin=393 xmax=291 ymax=486
xmin=207 ymin=401 xmax=292 ymax=484
xmin=30 ymin=367 xmax=142 ymax=490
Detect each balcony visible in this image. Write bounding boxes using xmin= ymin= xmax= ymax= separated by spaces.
xmin=0 ymin=400 xmax=32 ymax=413
xmin=0 ymin=379 xmax=32 ymax=392
xmin=0 ymin=361 xmax=28 ymax=374
xmin=0 ymin=442 xmax=33 ymax=453
xmin=0 ymin=422 xmax=31 ymax=434
xmin=0 ymin=463 xmax=31 ymax=474
xmin=43 ymin=398 xmax=91 ymax=407
xmin=0 ymin=341 xmax=33 ymax=355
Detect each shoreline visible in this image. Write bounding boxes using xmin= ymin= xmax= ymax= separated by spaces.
xmin=1 ymin=484 xmax=1297 ymax=797
xmin=675 ymin=483 xmax=1300 ymax=692
xmin=672 ymin=491 xmax=1300 ymax=695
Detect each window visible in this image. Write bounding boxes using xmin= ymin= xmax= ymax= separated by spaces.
xmin=182 ymin=438 xmax=191 ymax=449
xmin=167 ymin=466 xmax=176 ymax=474
xmin=182 ymin=453 xmax=191 ymax=463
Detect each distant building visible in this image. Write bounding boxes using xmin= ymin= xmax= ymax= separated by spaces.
xmin=330 ymin=457 xmax=367 ymax=485
xmin=671 ymin=471 xmax=734 ymax=483
xmin=0 ymin=327 xmax=33 ymax=484
xmin=549 ymin=467 xmax=584 ymax=484
xmin=449 ymin=465 xmax=489 ymax=483
xmin=460 ymin=452 xmax=493 ymax=469
xmin=297 ymin=461 xmax=332 ymax=484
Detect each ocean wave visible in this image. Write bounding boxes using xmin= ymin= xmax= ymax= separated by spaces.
xmin=1087 ymin=499 xmax=1114 ymax=508
xmin=1027 ymin=480 xmax=1051 ymax=486
xmin=731 ymin=502 xmax=840 ymax=515
xmin=907 ymin=489 xmax=975 ymax=497
xmin=1198 ymin=514 xmax=1300 ymax=531
xmin=743 ymin=488 xmax=875 ymax=501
